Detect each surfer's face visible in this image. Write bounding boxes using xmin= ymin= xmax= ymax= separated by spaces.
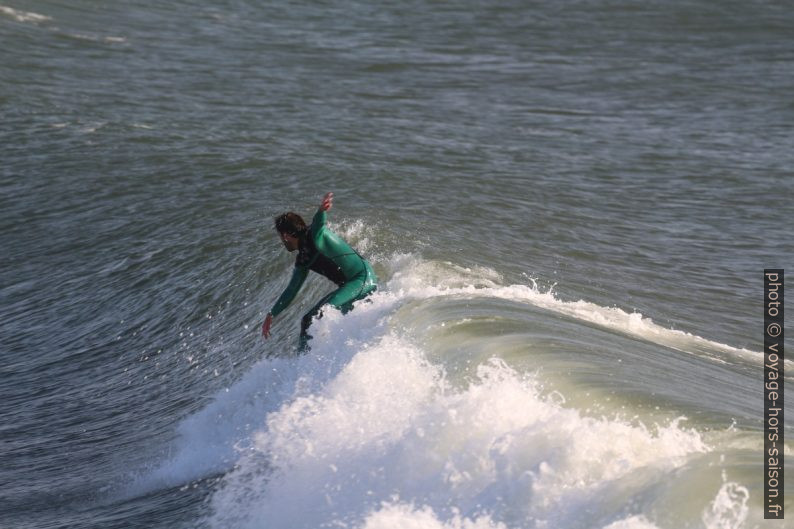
xmin=279 ymin=231 xmax=299 ymax=252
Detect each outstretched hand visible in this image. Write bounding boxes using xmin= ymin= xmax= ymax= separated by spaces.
xmin=262 ymin=313 xmax=273 ymax=339
xmin=320 ymin=192 xmax=333 ymax=212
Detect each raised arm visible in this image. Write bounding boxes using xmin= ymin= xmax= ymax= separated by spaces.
xmin=311 ymin=192 xmax=333 ymax=236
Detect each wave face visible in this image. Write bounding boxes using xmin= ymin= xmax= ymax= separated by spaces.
xmin=118 ymin=247 xmax=766 ymax=529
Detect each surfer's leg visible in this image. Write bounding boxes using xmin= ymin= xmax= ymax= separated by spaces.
xmin=299 ymin=265 xmax=377 ymax=351
xmin=326 ymin=263 xmax=377 ymax=313
xmin=299 ymin=292 xmax=335 ymax=351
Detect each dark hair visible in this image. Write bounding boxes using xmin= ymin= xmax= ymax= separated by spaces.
xmin=274 ymin=212 xmax=307 ymax=236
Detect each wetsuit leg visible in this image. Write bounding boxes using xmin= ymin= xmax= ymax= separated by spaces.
xmin=299 ymin=291 xmax=335 ymax=348
xmin=325 ymin=270 xmax=377 ymax=313
xmin=298 ymin=263 xmax=377 ymax=351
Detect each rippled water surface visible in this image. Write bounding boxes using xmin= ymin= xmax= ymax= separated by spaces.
xmin=1 ymin=1 xmax=792 ymax=528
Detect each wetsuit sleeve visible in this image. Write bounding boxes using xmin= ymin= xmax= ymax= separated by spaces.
xmin=269 ymin=266 xmax=308 ymax=317
xmin=311 ymin=208 xmax=327 ymax=243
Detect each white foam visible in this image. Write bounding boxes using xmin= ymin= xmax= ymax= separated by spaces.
xmin=1 ymin=5 xmax=129 ymax=46
xmin=124 ymin=289 xmax=400 ymax=496
xmin=330 ymin=219 xmax=373 ymax=255
xmin=600 ymin=516 xmax=660 ymax=529
xmin=0 ymin=5 xmax=51 ymax=23
xmin=492 ymin=283 xmax=767 ymax=367
xmin=124 ymin=352 xmax=311 ymax=496
xmin=129 ymin=252 xmax=765 ymax=527
xmin=386 ymin=256 xmax=772 ymax=368
xmin=63 ymin=32 xmax=127 ymax=43
xmin=361 ymin=482 xmax=756 ymax=529
xmin=701 ymin=481 xmax=749 ymax=529
xmin=80 ymin=122 xmax=106 ymax=134
xmin=203 ymin=307 xmax=709 ymax=528
xmin=357 ymin=503 xmax=508 ymax=529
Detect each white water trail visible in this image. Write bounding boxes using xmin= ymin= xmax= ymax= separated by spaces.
xmin=125 ymin=250 xmax=766 ymax=528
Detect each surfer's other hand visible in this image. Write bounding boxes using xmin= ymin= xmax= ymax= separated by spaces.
xmin=262 ymin=313 xmax=273 ymax=339
xmin=320 ymin=192 xmax=333 ymax=212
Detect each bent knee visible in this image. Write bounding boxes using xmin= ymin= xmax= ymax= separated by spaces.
xmin=300 ymin=312 xmax=315 ymax=331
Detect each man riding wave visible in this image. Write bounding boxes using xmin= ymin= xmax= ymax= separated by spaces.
xmin=262 ymin=192 xmax=377 ymax=350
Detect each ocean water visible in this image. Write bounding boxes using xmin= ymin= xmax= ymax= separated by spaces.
xmin=1 ymin=1 xmax=792 ymax=528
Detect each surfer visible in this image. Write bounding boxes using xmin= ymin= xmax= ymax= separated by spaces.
xmin=262 ymin=192 xmax=377 ymax=350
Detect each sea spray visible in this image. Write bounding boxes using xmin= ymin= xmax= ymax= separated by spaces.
xmin=126 ymin=251 xmax=766 ymax=527
xmin=205 ymin=325 xmax=710 ymax=528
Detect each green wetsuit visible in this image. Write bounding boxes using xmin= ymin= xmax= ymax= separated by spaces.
xmin=270 ymin=208 xmax=377 ymax=345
